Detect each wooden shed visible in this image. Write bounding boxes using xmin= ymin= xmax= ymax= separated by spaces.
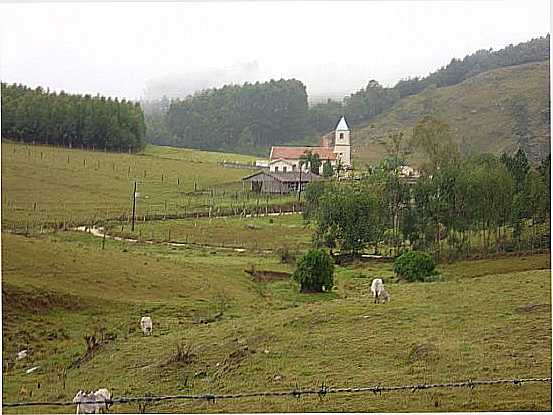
xmin=242 ymin=171 xmax=323 ymax=194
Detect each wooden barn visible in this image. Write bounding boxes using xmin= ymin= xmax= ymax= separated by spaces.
xmin=242 ymin=171 xmax=323 ymax=194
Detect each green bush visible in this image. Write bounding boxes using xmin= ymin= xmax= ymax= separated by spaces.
xmin=394 ymin=251 xmax=437 ymax=282
xmin=292 ymin=249 xmax=334 ymax=292
xmin=322 ymin=161 xmax=334 ymax=177
xmin=276 ymin=245 xmax=296 ymax=264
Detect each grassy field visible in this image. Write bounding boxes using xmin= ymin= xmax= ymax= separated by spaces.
xmin=107 ymin=213 xmax=312 ymax=251
xmin=2 ymin=228 xmax=550 ymax=413
xmin=1 ymin=142 xmax=297 ymax=230
xmin=2 ymin=141 xmax=551 ymax=412
xmin=353 ymin=60 xmax=550 ymax=166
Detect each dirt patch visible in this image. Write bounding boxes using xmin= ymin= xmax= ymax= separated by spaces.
xmin=515 ymin=303 xmax=550 ymax=313
xmin=215 ymin=345 xmax=255 ymax=377
xmin=406 ymin=342 xmax=439 ymax=364
xmin=2 ymin=284 xmax=85 ymax=315
xmin=244 ymin=268 xmax=291 ymax=282
xmin=334 ymin=254 xmax=395 ymax=265
xmin=68 ymin=331 xmax=117 ymax=369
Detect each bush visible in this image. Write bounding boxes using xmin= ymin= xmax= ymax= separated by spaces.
xmin=292 ymin=249 xmax=334 ymax=292
xmin=394 ymin=251 xmax=437 ymax=282
xmin=322 ymin=161 xmax=334 ymax=177
xmin=276 ymin=245 xmax=296 ymax=264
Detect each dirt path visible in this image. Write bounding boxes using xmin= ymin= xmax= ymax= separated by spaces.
xmin=74 ymin=225 xmax=261 ymax=253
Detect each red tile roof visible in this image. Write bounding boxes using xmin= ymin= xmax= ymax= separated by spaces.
xmin=270 ymin=146 xmax=337 ymax=161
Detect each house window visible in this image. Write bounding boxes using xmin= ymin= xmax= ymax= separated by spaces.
xmin=339 ymin=133 xmax=344 ymax=140
xmin=274 ymin=166 xmax=279 ymax=172
xmin=292 ymin=165 xmax=296 ymax=171
xmin=283 ymin=166 xmax=287 ymax=172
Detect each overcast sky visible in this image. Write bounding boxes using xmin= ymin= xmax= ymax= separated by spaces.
xmin=0 ymin=1 xmax=550 ymax=101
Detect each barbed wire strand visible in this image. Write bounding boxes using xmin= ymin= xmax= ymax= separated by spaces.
xmin=3 ymin=376 xmax=551 ymax=408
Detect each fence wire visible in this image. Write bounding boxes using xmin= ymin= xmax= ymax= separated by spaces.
xmin=3 ymin=376 xmax=551 ymax=408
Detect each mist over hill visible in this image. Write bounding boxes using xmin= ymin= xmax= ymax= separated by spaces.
xmin=142 ymin=35 xmax=550 ymax=160
xmin=143 ymin=61 xmax=263 ymax=101
xmin=353 ymin=60 xmax=550 ymax=165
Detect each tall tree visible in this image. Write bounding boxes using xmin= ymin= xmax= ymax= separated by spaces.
xmin=411 ymin=116 xmax=460 ymax=172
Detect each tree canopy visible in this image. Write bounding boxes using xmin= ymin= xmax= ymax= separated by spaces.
xmin=1 ymin=83 xmax=146 ymax=151
xmin=163 ymin=79 xmax=310 ymax=152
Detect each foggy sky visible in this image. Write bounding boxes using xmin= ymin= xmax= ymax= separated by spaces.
xmin=0 ymin=1 xmax=550 ymax=102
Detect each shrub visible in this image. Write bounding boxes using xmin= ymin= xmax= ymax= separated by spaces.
xmin=292 ymin=249 xmax=334 ymax=292
xmin=322 ymin=161 xmax=334 ymax=177
xmin=394 ymin=251 xmax=437 ymax=282
xmin=276 ymin=245 xmax=296 ymax=264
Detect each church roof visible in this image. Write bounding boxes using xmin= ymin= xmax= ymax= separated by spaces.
xmin=270 ymin=146 xmax=337 ymax=161
xmin=335 ymin=116 xmax=350 ymax=131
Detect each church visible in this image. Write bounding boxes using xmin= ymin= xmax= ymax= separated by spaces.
xmin=267 ymin=116 xmax=351 ymax=175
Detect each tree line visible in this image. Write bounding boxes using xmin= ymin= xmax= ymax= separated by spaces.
xmin=309 ymin=34 xmax=550 ymax=132
xmin=1 ymin=83 xmax=146 ymax=152
xmin=304 ymin=116 xmax=550 ymax=260
xmin=143 ymin=35 xmax=549 ymax=153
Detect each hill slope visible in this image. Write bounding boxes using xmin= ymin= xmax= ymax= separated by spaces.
xmin=352 ymin=60 xmax=550 ymax=165
xmin=2 ymin=230 xmax=551 ymax=413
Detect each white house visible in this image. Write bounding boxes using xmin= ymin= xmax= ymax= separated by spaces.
xmin=268 ymin=116 xmax=352 ymax=174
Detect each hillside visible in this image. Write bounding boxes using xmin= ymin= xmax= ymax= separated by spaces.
xmin=2 ymin=141 xmax=551 ymax=412
xmin=352 ymin=60 xmax=550 ymax=165
xmin=2 ymin=227 xmax=551 ymax=413
xmin=0 ymin=142 xmax=280 ymax=230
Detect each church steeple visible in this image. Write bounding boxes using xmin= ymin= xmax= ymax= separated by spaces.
xmin=334 ymin=116 xmax=351 ymax=166
xmin=335 ymin=116 xmax=349 ymax=131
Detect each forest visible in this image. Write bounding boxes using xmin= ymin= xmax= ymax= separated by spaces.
xmin=144 ymin=35 xmax=550 ymax=152
xmin=303 ymin=117 xmax=550 ymax=260
xmin=1 ymin=83 xmax=146 ymax=152
xmin=160 ymin=79 xmax=310 ymax=152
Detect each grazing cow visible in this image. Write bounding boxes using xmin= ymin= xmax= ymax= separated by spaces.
xmin=371 ymin=278 xmax=390 ymax=304
xmin=378 ymin=287 xmax=391 ymax=304
xmin=370 ymin=278 xmax=383 ymax=303
xmin=73 ymin=388 xmax=111 ymax=414
xmin=140 ymin=316 xmax=153 ymax=336
xmin=94 ymin=389 xmax=111 ymax=411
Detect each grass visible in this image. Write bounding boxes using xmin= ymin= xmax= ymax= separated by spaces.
xmin=2 ymin=141 xmax=551 ymax=412
xmin=2 ymin=229 xmax=550 ymax=413
xmin=108 ymin=213 xmax=312 ymax=251
xmin=1 ymin=141 xmax=297 ymax=230
xmin=353 ymin=60 xmax=550 ymax=165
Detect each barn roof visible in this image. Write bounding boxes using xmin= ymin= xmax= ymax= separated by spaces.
xmin=335 ymin=116 xmax=349 ymax=131
xmin=269 ymin=158 xmax=296 ymax=166
xmin=270 ymin=146 xmax=337 ymax=161
xmin=242 ymin=170 xmax=323 ymax=183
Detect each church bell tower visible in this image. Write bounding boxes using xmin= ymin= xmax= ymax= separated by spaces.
xmin=333 ymin=116 xmax=351 ymax=167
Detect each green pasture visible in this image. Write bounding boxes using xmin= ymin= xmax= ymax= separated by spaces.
xmin=1 ymin=141 xmax=296 ymax=230
xmin=108 ymin=213 xmax=311 ymax=251
xmin=2 ymin=230 xmax=550 ymax=413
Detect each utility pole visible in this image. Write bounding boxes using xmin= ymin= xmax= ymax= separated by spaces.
xmin=131 ymin=181 xmax=137 ymax=232
xmin=297 ymin=162 xmax=302 ymax=201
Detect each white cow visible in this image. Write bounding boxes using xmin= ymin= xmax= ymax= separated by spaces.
xmin=370 ymin=278 xmax=383 ymax=303
xmin=378 ymin=287 xmax=391 ymax=304
xmin=73 ymin=388 xmax=111 ymax=414
xmin=370 ymin=278 xmax=390 ymax=304
xmin=140 ymin=316 xmax=153 ymax=335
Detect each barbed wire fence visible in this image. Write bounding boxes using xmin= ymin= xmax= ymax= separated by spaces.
xmin=3 ymin=376 xmax=551 ymax=410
